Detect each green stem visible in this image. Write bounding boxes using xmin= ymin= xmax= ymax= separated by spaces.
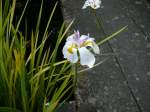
xmin=91 ymin=9 xmax=128 ymax=46
xmin=74 ymin=64 xmax=77 ymax=88
xmin=92 ymin=9 xmax=107 ymax=37
xmin=0 ymin=0 xmax=2 ymax=57
xmin=72 ymin=64 xmax=79 ymax=112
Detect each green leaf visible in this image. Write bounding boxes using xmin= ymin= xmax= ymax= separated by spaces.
xmin=97 ymin=25 xmax=128 ymax=45
xmin=0 ymin=107 xmax=21 ymax=112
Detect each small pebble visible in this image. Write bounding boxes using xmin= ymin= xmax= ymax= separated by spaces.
xmin=112 ymin=16 xmax=119 ymax=21
xmin=140 ymin=24 xmax=145 ymax=28
xmin=135 ymin=77 xmax=140 ymax=81
xmin=134 ymin=32 xmax=140 ymax=36
xmin=88 ymin=97 xmax=97 ymax=105
xmin=135 ymin=1 xmax=142 ymax=5
xmin=147 ymin=72 xmax=150 ymax=76
xmin=136 ymin=97 xmax=140 ymax=101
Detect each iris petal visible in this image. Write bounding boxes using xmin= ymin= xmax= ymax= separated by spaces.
xmin=82 ymin=0 xmax=90 ymax=9
xmin=78 ymin=47 xmax=95 ymax=68
xmin=62 ymin=44 xmax=68 ymax=59
xmin=67 ymin=48 xmax=78 ymax=63
xmin=82 ymin=0 xmax=101 ymax=9
xmin=91 ymin=41 xmax=100 ymax=54
xmin=67 ymin=34 xmax=75 ymax=41
xmin=62 ymin=43 xmax=78 ymax=63
xmin=83 ymin=38 xmax=100 ymax=54
xmin=63 ymin=30 xmax=99 ymax=68
xmin=80 ymin=35 xmax=89 ymax=41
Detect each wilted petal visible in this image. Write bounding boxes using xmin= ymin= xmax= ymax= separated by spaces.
xmin=78 ymin=47 xmax=95 ymax=68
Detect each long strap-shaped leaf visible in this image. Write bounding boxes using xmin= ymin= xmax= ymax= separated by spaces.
xmin=97 ymin=25 xmax=128 ymax=46
xmin=0 ymin=107 xmax=21 ymax=112
xmin=0 ymin=0 xmax=2 ymax=36
xmin=0 ymin=0 xmax=2 ymax=52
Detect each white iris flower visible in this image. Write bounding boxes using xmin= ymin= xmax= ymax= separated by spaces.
xmin=62 ymin=30 xmax=100 ymax=68
xmin=82 ymin=0 xmax=101 ymax=9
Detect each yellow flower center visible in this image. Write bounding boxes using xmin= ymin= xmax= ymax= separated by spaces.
xmin=67 ymin=41 xmax=93 ymax=54
xmin=68 ymin=47 xmax=73 ymax=54
xmin=67 ymin=44 xmax=78 ymax=54
xmin=81 ymin=40 xmax=93 ymax=47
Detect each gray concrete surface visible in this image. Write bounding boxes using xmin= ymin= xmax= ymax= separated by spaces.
xmin=59 ymin=0 xmax=150 ymax=112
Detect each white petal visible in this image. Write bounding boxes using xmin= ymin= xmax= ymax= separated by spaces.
xmin=66 ymin=31 xmax=81 ymax=43
xmin=69 ymin=48 xmax=78 ymax=63
xmin=94 ymin=0 xmax=101 ymax=9
xmin=82 ymin=0 xmax=90 ymax=9
xmin=62 ymin=44 xmax=68 ymax=59
xmin=92 ymin=42 xmax=100 ymax=54
xmin=85 ymin=37 xmax=95 ymax=42
xmin=62 ymin=41 xmax=74 ymax=58
xmin=82 ymin=0 xmax=101 ymax=9
xmin=78 ymin=47 xmax=95 ymax=68
xmin=80 ymin=35 xmax=89 ymax=41
xmin=83 ymin=38 xmax=100 ymax=54
xmin=67 ymin=34 xmax=75 ymax=41
xmin=45 ymin=102 xmax=50 ymax=106
xmin=62 ymin=44 xmax=78 ymax=63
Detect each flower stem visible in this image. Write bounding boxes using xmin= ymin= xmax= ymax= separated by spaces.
xmin=72 ymin=64 xmax=79 ymax=112
xmin=92 ymin=9 xmax=107 ymax=37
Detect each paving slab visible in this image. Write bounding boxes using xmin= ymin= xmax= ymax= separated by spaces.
xmin=119 ymin=0 xmax=150 ymax=35
xmin=99 ymin=0 xmax=150 ymax=111
xmin=57 ymin=102 xmax=76 ymax=112
xmin=60 ymin=0 xmax=150 ymax=112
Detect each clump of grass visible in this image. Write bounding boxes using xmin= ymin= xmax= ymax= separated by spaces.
xmin=0 ymin=0 xmax=74 ymax=111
